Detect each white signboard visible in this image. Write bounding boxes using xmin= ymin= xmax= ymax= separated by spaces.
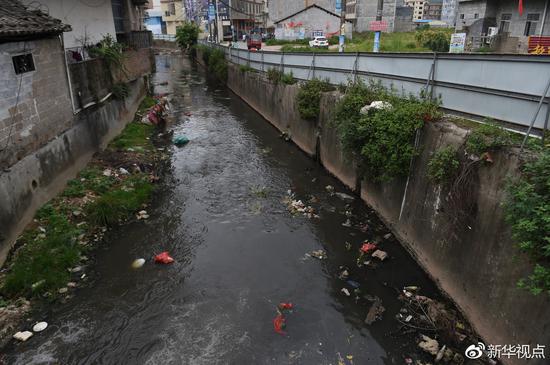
xmin=449 ymin=33 xmax=466 ymax=53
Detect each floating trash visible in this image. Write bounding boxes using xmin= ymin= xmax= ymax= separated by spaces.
xmin=173 ymin=135 xmax=190 ymax=146
xmin=132 ymin=258 xmax=146 ymax=269
xmin=154 ymin=251 xmax=174 ymax=264
xmin=32 ymin=322 xmax=48 ymax=332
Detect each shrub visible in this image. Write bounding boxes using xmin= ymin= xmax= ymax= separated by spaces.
xmin=334 ymin=81 xmax=441 ymax=181
xmin=415 ymin=29 xmax=452 ymax=52
xmin=296 ymin=78 xmax=333 ymax=120
xmin=207 ymin=49 xmax=227 ymax=82
xmin=504 ymin=151 xmax=550 ymax=295
xmin=465 ymin=121 xmax=512 ymax=156
xmin=88 ymin=34 xmax=125 ymax=72
xmin=427 ymin=146 xmax=460 ymax=184
xmin=176 ymin=22 xmax=200 ymax=50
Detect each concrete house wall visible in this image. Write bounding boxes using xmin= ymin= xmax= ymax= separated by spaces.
xmin=21 ymin=0 xmax=118 ymax=48
xmin=270 ymin=0 xmax=337 ymax=26
xmin=0 ymin=37 xmax=73 ymax=170
xmin=356 ymin=0 xmax=399 ymax=32
xmin=275 ymin=6 xmax=351 ymax=39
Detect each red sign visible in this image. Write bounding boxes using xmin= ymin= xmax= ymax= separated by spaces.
xmin=528 ymin=36 xmax=550 ymax=55
xmin=369 ymin=20 xmax=388 ymax=32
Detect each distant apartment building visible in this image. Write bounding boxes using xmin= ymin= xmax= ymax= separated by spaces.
xmin=424 ymin=0 xmax=443 ymax=19
xmin=161 ymin=0 xmax=184 ymax=34
xmin=405 ymin=0 xmax=427 ymax=20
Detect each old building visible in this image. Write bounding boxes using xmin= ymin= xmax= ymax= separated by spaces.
xmin=441 ymin=0 xmax=458 ymax=25
xmin=405 ymin=0 xmax=427 ymax=20
xmin=231 ymin=0 xmax=267 ymax=39
xmin=19 ymin=0 xmax=151 ymax=48
xmin=424 ymin=0 xmax=443 ymax=19
xmin=456 ymin=0 xmax=550 ymax=52
xmin=273 ymin=4 xmax=352 ymax=39
xmin=161 ymin=0 xmax=185 ymax=34
xmin=0 ymin=0 xmax=73 ymax=169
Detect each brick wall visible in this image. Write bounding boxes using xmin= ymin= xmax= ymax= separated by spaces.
xmin=0 ymin=37 xmax=73 ymax=169
xmin=112 ymin=48 xmax=154 ymax=83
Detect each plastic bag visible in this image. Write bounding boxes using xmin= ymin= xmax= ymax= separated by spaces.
xmin=273 ymin=314 xmax=286 ymax=335
xmin=154 ymin=251 xmax=174 ymax=264
xmin=360 ymin=242 xmax=377 ymax=253
xmin=173 ymin=135 xmax=189 ymax=146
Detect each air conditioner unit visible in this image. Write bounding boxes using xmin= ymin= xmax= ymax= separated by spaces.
xmin=488 ymin=27 xmax=498 ymax=37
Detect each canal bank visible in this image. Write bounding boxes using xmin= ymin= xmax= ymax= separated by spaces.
xmin=194 ymin=48 xmax=550 ymax=363
xmin=3 ymin=54 xmax=487 ymax=365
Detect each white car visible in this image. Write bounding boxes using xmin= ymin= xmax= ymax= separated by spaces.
xmin=309 ymin=36 xmax=329 ymax=48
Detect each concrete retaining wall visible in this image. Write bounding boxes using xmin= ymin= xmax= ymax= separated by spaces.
xmin=0 ymin=77 xmax=146 ymax=264
xmin=215 ymin=57 xmax=550 ymax=364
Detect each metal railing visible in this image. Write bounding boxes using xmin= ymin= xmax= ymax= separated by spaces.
xmin=200 ymin=40 xmax=550 ymax=132
xmin=153 ymin=34 xmax=176 ymax=41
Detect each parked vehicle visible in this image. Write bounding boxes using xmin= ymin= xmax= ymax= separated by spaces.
xmin=247 ymin=33 xmax=262 ymax=50
xmin=309 ymin=36 xmax=329 ymax=48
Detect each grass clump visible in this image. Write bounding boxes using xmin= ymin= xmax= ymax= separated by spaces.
xmin=111 ymin=122 xmax=154 ymax=151
xmin=266 ymin=68 xmax=295 ymax=85
xmin=86 ymin=175 xmax=153 ymax=226
xmin=504 ymin=150 xmax=550 ymax=295
xmin=2 ymin=205 xmax=82 ymax=297
xmin=296 ymin=78 xmax=334 ymax=120
xmin=239 ymin=65 xmax=254 ymax=73
xmin=427 ymin=146 xmax=460 ymax=184
xmin=281 ymin=71 xmax=296 ymax=85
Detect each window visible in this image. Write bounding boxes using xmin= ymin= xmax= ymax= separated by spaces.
xmin=459 ymin=13 xmax=464 ymax=19
xmin=474 ymin=13 xmax=478 ymax=19
xmin=499 ymin=13 xmax=511 ymax=33
xmin=524 ymin=13 xmax=540 ymax=36
xmin=12 ymin=53 xmax=35 ymax=74
xmin=168 ymin=3 xmax=176 ymax=15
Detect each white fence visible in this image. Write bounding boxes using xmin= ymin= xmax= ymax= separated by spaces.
xmin=201 ymin=41 xmax=550 ymax=132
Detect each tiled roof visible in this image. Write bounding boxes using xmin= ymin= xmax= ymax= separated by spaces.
xmin=0 ymin=0 xmax=71 ymax=40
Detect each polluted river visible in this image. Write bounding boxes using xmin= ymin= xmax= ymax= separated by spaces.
xmin=3 ymin=55 xmax=474 ymax=365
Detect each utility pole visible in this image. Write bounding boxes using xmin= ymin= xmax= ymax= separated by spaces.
xmin=214 ymin=0 xmax=221 ymax=42
xmin=373 ymin=0 xmax=383 ymax=52
xmin=338 ymin=0 xmax=347 ymax=52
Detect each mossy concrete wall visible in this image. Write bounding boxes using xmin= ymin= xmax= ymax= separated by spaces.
xmin=215 ymin=58 xmax=550 ymax=364
xmin=0 ymin=77 xmax=146 ymax=265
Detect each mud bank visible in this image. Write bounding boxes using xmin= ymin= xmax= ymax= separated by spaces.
xmin=197 ymin=52 xmax=550 ymax=364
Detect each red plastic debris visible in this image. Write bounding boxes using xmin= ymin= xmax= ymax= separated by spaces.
xmin=360 ymin=242 xmax=377 ymax=253
xmin=273 ymin=314 xmax=286 ymax=335
xmin=154 ymin=251 xmax=174 ymax=264
xmin=278 ymin=302 xmax=293 ymax=311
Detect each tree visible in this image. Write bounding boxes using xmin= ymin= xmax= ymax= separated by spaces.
xmin=176 ymin=22 xmax=200 ymax=51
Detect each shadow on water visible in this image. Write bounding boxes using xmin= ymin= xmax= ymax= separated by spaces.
xmin=4 ymin=55 xmax=445 ymax=365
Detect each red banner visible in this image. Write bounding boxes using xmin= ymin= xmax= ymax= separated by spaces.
xmin=369 ymin=21 xmax=388 ymax=32
xmin=528 ymin=36 xmax=550 ymax=55
xmin=518 ymin=0 xmax=524 ymax=16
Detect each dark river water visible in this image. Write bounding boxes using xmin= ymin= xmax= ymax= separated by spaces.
xmin=4 ymin=55 xmax=444 ymax=364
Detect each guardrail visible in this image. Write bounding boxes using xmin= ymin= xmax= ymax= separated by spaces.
xmin=153 ymin=34 xmax=176 ymax=41
xmin=200 ymin=40 xmax=550 ymax=133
